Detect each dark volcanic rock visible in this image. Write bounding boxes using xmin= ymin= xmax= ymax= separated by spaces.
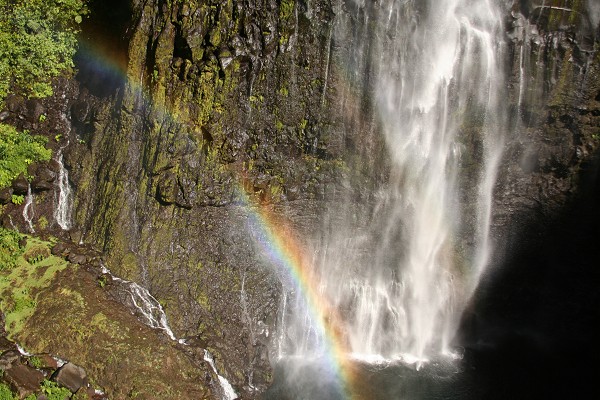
xmin=0 ymin=350 xmax=21 ymax=371
xmin=3 ymin=363 xmax=44 ymax=398
xmin=0 ymin=338 xmax=16 ymax=353
xmin=0 ymin=187 xmax=12 ymax=204
xmin=51 ymin=242 xmax=69 ymax=257
xmin=11 ymin=176 xmax=29 ymax=195
xmin=52 ymin=362 xmax=88 ymax=393
xmin=31 ymin=167 xmax=57 ymax=192
xmin=67 ymin=253 xmax=87 ymax=264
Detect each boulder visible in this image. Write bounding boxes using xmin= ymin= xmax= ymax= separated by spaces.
xmin=0 ymin=187 xmax=12 ymax=204
xmin=3 ymin=363 xmax=44 ymax=398
xmin=0 ymin=350 xmax=21 ymax=371
xmin=32 ymin=167 xmax=57 ymax=192
xmin=26 ymin=99 xmax=45 ymax=124
xmin=52 ymin=362 xmax=88 ymax=393
xmin=51 ymin=242 xmax=69 ymax=257
xmin=30 ymin=354 xmax=58 ymax=370
xmin=11 ymin=176 xmax=29 ymax=195
xmin=68 ymin=253 xmax=87 ymax=265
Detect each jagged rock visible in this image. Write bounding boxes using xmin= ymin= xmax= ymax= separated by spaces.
xmin=51 ymin=362 xmax=88 ymax=393
xmin=3 ymin=363 xmax=44 ymax=398
xmin=51 ymin=242 xmax=69 ymax=257
xmin=32 ymin=167 xmax=57 ymax=192
xmin=11 ymin=176 xmax=29 ymax=195
xmin=68 ymin=253 xmax=87 ymax=265
xmin=0 ymin=187 xmax=12 ymax=204
xmin=0 ymin=350 xmax=21 ymax=370
xmin=0 ymin=110 xmax=10 ymax=121
xmin=69 ymin=229 xmax=83 ymax=244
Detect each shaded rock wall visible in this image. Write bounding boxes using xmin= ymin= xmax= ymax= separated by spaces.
xmin=62 ymin=0 xmax=382 ymax=395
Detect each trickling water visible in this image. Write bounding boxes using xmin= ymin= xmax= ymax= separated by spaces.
xmin=22 ymin=184 xmax=35 ymax=233
xmin=54 ymin=149 xmax=73 ymax=230
xmin=100 ymin=264 xmax=177 ymax=340
xmin=204 ymin=350 xmax=238 ymax=400
xmin=101 ymin=264 xmax=237 ymax=399
xmin=277 ymin=0 xmax=507 ymax=366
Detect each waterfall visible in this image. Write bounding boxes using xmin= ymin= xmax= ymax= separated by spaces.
xmin=54 ymin=149 xmax=73 ymax=230
xmin=22 ymin=184 xmax=35 ymax=233
xmin=277 ymin=0 xmax=507 ymax=366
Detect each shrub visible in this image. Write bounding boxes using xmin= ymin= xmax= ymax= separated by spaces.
xmin=0 ymin=0 xmax=89 ymax=104
xmin=0 ymin=227 xmax=23 ymax=270
xmin=0 ymin=123 xmax=52 ymax=189
xmin=41 ymin=380 xmax=72 ymax=400
xmin=0 ymin=382 xmax=14 ymax=400
xmin=28 ymin=355 xmax=43 ymax=369
xmin=23 ymin=244 xmax=50 ymax=264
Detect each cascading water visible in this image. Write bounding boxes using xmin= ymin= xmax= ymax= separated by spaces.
xmin=22 ymin=184 xmax=35 ymax=233
xmin=100 ymin=264 xmax=237 ymax=400
xmin=54 ymin=148 xmax=73 ymax=230
xmin=276 ymin=0 xmax=507 ymax=367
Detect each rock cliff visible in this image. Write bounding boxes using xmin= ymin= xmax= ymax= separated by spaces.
xmin=1 ymin=0 xmax=598 ymax=398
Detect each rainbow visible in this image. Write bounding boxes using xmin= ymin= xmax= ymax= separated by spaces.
xmin=236 ymin=180 xmax=358 ymax=398
xmin=77 ymin=39 xmax=360 ymax=397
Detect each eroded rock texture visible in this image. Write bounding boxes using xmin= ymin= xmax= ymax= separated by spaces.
xmin=0 ymin=0 xmax=598 ymax=398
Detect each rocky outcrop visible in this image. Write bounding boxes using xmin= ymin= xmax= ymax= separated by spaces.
xmin=56 ymin=0 xmax=375 ymax=395
xmin=0 ymin=0 xmax=598 ymax=398
xmin=495 ymin=0 xmax=600 ymax=231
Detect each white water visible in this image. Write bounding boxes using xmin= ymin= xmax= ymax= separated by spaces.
xmin=100 ymin=265 xmax=237 ymax=399
xmin=100 ymin=264 xmax=177 ymax=340
xmin=22 ymin=184 xmax=35 ymax=233
xmin=277 ymin=0 xmax=508 ymax=366
xmin=204 ymin=350 xmax=238 ymax=400
xmin=54 ymin=149 xmax=73 ymax=230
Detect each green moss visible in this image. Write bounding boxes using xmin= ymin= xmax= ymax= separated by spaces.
xmin=549 ymin=48 xmax=575 ymax=106
xmin=280 ymin=0 xmax=295 ymax=21
xmin=0 ymin=383 xmax=15 ymax=400
xmin=0 ymin=236 xmax=68 ymax=337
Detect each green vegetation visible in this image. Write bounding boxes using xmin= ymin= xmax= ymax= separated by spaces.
xmin=0 ymin=123 xmax=52 ymax=189
xmin=0 ymin=0 xmax=88 ymax=104
xmin=40 ymin=380 xmax=72 ymax=400
xmin=0 ymin=227 xmax=23 ymax=270
xmin=0 ymin=382 xmax=14 ymax=400
xmin=0 ymin=235 xmax=68 ymax=337
xmin=10 ymin=194 xmax=24 ymax=205
xmin=28 ymin=355 xmax=43 ymax=369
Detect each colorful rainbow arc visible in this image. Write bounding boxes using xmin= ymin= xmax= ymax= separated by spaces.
xmin=77 ymin=40 xmax=359 ymax=397
xmin=236 ymin=180 xmax=358 ymax=398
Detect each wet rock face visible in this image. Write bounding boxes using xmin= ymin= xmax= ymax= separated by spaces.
xmin=62 ymin=0 xmax=370 ymax=395
xmin=1 ymin=0 xmax=596 ymax=398
xmin=494 ymin=0 xmax=600 ymax=233
xmin=455 ymin=3 xmax=600 ymax=395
